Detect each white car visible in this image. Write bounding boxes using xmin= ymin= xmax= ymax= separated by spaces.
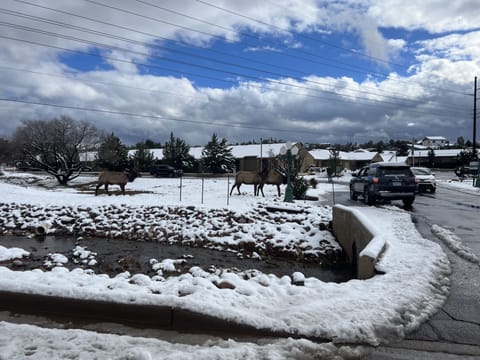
xmin=411 ymin=167 xmax=436 ymax=193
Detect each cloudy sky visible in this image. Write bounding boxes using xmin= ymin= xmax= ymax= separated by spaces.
xmin=0 ymin=0 xmax=479 ymax=146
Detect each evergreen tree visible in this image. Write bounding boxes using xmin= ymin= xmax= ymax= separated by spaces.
xmin=428 ymin=148 xmax=436 ymax=167
xmin=396 ymin=143 xmax=410 ymax=157
xmin=0 ymin=138 xmax=14 ymax=165
xmin=96 ymin=132 xmax=129 ymax=171
xmin=457 ymin=150 xmax=473 ymax=166
xmin=163 ymin=132 xmax=194 ymax=170
xmin=201 ymin=133 xmax=235 ymax=174
xmin=328 ymin=148 xmax=341 ymax=176
xmin=130 ymin=143 xmax=154 ymax=172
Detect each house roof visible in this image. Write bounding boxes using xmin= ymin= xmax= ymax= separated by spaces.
xmin=308 ymin=149 xmax=332 ymax=160
xmin=309 ymin=149 xmax=379 ymax=161
xmin=129 ymin=143 xmax=291 ymax=160
xmin=411 ymin=149 xmax=463 ymax=158
xmin=342 ymin=151 xmax=378 ymax=161
xmin=423 ymin=136 xmax=448 ymax=141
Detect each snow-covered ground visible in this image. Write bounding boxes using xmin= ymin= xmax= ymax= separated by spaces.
xmin=439 ymin=176 xmax=480 ymax=195
xmin=0 ymin=171 xmax=451 ymax=359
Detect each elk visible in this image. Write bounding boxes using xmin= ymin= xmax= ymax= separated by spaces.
xmin=229 ymin=171 xmax=263 ymax=196
xmin=257 ymin=168 xmax=284 ymax=197
xmin=95 ymin=170 xmax=138 ymax=196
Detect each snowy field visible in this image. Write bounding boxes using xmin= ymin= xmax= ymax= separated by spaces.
xmin=0 ymin=171 xmax=451 ymax=359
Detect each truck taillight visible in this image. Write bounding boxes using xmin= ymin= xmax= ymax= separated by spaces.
xmin=373 ymin=177 xmax=379 ymax=184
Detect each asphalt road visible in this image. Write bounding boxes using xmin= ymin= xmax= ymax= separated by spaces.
xmin=324 ymin=176 xmax=480 ymax=359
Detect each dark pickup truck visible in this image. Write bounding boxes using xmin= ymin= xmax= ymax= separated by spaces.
xmin=149 ymin=164 xmax=183 ymax=177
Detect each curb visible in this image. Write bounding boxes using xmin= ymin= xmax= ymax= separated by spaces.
xmin=0 ymin=290 xmax=325 ymax=340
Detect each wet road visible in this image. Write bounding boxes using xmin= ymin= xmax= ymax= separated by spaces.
xmin=324 ymin=175 xmax=480 ymax=358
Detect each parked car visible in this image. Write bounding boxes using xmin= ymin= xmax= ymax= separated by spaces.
xmin=149 ymin=164 xmax=182 ymax=177
xmin=411 ymin=167 xmax=436 ymax=193
xmin=350 ymin=163 xmax=417 ymax=207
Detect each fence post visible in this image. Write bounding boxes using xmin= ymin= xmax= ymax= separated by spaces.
xmin=227 ymin=175 xmax=230 ymax=206
xmin=201 ymin=174 xmax=204 ymax=204
xmin=179 ymin=176 xmax=183 ymax=202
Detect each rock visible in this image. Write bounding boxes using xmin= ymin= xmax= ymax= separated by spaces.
xmin=214 ymin=280 xmax=236 ymax=290
xmin=292 ymin=271 xmax=305 ymax=286
xmin=12 ymin=259 xmax=24 ymax=267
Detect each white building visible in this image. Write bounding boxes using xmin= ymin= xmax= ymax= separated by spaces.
xmin=421 ymin=136 xmax=449 ymax=148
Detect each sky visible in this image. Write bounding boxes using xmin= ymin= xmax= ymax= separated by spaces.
xmin=0 ymin=170 xmax=465 ymax=358
xmin=0 ymin=0 xmax=479 ymax=147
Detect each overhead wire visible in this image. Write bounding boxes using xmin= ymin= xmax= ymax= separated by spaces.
xmin=81 ymin=0 xmax=470 ymax=96
xmin=0 ymin=4 xmax=470 ymax=115
xmin=0 ymin=97 xmax=328 ymax=136
xmin=0 ymin=30 xmax=468 ymax=119
xmin=0 ymin=9 xmax=451 ymax=110
xmin=11 ymin=0 xmax=472 ymax=98
xmin=0 ymin=0 xmax=473 ymax=131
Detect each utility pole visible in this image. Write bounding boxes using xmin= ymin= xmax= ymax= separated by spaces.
xmin=474 ymin=76 xmax=477 ymax=159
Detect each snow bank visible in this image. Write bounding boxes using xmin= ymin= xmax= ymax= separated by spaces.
xmin=431 ymin=224 xmax=480 ymax=265
xmin=0 ymin=173 xmax=451 ymax=347
xmin=0 ymin=321 xmax=370 ymax=360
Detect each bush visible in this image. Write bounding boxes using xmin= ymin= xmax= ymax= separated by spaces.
xmin=292 ymin=177 xmax=309 ymax=200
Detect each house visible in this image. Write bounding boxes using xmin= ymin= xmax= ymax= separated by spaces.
xmin=308 ymin=149 xmax=382 ymax=171
xmin=421 ymin=136 xmax=449 ymax=149
xmin=129 ymin=143 xmax=314 ymax=173
xmin=342 ymin=150 xmax=383 ymax=170
xmin=408 ymin=148 xmax=463 ymax=168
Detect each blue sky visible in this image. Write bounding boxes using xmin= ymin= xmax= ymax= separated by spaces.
xmin=0 ymin=0 xmax=479 ymax=146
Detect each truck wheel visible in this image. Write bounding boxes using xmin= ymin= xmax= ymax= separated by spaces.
xmin=350 ymin=186 xmax=358 ymax=201
xmin=403 ymin=197 xmax=415 ymax=207
xmin=364 ymin=188 xmax=375 ymax=205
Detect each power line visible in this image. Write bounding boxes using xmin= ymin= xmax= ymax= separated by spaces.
xmin=0 ymin=96 xmax=326 ymax=135
xmin=80 ymin=0 xmax=469 ymax=96
xmin=1 ymin=31 xmax=469 ymax=120
xmin=195 ymin=0 xmax=403 ymax=69
xmin=0 ymin=18 xmax=469 ymax=118
xmin=11 ymin=0 xmax=471 ymax=98
xmin=0 ymin=10 xmax=442 ymax=108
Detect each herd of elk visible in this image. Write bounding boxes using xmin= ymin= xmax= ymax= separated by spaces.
xmin=230 ymin=168 xmax=284 ymax=197
xmin=95 ymin=168 xmax=284 ymax=197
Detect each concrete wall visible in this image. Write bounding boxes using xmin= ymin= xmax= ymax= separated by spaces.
xmin=332 ymin=205 xmax=386 ymax=279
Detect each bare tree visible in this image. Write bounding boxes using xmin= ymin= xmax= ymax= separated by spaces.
xmin=12 ymin=116 xmax=98 ymax=185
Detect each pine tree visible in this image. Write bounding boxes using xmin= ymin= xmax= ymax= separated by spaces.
xmin=96 ymin=132 xmax=129 ymax=171
xmin=163 ymin=132 xmax=193 ymax=170
xmin=201 ymin=133 xmax=235 ymax=174
xmin=130 ymin=143 xmax=154 ymax=172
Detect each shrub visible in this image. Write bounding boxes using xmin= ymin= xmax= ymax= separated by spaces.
xmin=292 ymin=177 xmax=309 ymax=200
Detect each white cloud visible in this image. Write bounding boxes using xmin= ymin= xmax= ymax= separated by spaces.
xmin=367 ymin=0 xmax=480 ymax=33
xmin=0 ymin=0 xmax=479 ymax=145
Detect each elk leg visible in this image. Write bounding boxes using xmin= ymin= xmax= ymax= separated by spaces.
xmin=276 ymin=184 xmax=281 ymax=197
xmin=95 ymin=183 xmax=101 ymax=196
xmin=230 ymin=183 xmax=236 ymax=196
xmin=120 ymin=184 xmax=125 ymax=195
xmin=104 ymin=184 xmax=109 ymax=195
xmin=257 ymin=184 xmax=264 ymax=197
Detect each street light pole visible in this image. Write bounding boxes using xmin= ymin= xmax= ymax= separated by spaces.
xmin=412 ymin=137 xmax=415 ymax=167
